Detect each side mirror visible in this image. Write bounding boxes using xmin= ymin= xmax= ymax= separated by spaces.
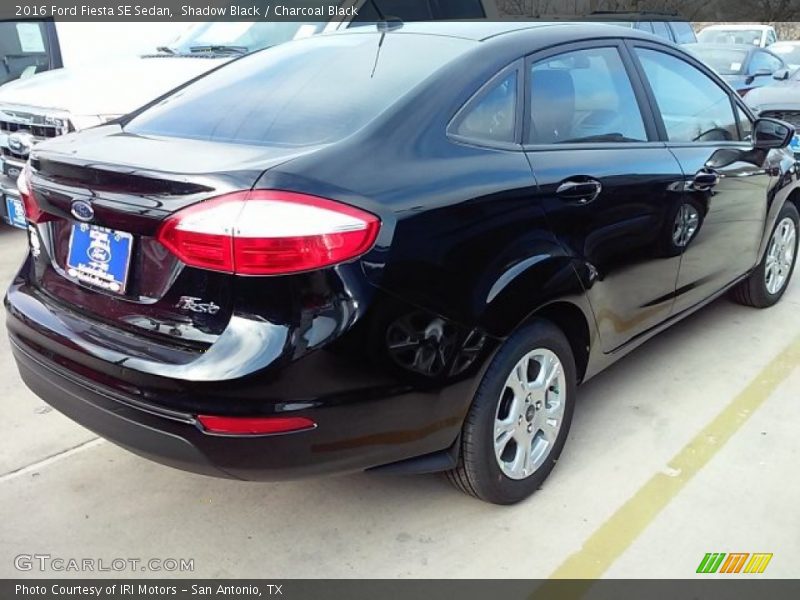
xmin=753 ymin=117 xmax=794 ymax=149
xmin=773 ymin=68 xmax=790 ymax=80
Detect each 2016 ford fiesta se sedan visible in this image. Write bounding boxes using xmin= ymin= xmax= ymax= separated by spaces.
xmin=6 ymin=22 xmax=799 ymax=504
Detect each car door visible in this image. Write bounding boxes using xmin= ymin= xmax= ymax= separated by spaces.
xmin=628 ymin=42 xmax=773 ymax=315
xmin=523 ymin=41 xmax=686 ymax=352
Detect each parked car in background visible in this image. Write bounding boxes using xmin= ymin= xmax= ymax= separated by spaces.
xmin=768 ymin=40 xmax=800 ymax=70
xmin=0 ymin=1 xmax=497 ymax=229
xmin=0 ymin=21 xmax=60 ymax=87
xmin=592 ymin=12 xmax=697 ymax=44
xmin=745 ymin=68 xmax=800 ymax=154
xmin=0 ymin=21 xmax=186 ymax=87
xmin=7 ymin=23 xmax=798 ymax=505
xmin=686 ymin=43 xmax=789 ymax=96
xmin=697 ymin=24 xmax=778 ymax=47
xmin=0 ymin=20 xmax=189 ymax=228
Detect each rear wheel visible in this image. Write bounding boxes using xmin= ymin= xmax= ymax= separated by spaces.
xmin=732 ymin=202 xmax=798 ymax=308
xmin=446 ymin=320 xmax=576 ymax=504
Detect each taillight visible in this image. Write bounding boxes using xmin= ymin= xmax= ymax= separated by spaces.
xmin=17 ymin=162 xmax=51 ymax=224
xmin=197 ymin=415 xmax=316 ymax=436
xmin=156 ymin=190 xmax=380 ymax=275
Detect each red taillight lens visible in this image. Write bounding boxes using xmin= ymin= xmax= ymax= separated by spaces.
xmin=197 ymin=415 xmax=316 ymax=436
xmin=156 ymin=190 xmax=380 ymax=275
xmin=17 ymin=162 xmax=50 ymax=224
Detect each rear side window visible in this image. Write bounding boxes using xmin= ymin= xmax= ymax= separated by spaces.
xmin=127 ymin=34 xmax=475 ymax=147
xmin=527 ymin=47 xmax=647 ymax=144
xmin=669 ymin=21 xmax=697 ymax=44
xmin=454 ymin=71 xmax=517 ymax=144
xmin=635 ymin=48 xmax=739 ymax=142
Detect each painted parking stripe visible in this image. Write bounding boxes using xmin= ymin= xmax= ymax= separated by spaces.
xmin=546 ymin=336 xmax=800 ymax=580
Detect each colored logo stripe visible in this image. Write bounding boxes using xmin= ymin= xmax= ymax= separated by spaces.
xmin=697 ymin=553 xmax=726 ymax=573
xmin=744 ymin=553 xmax=773 ymax=573
xmin=697 ymin=552 xmax=772 ymax=574
xmin=720 ymin=553 xmax=749 ymax=573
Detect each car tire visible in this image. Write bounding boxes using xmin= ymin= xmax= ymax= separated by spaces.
xmin=732 ymin=202 xmax=799 ymax=308
xmin=446 ymin=319 xmax=576 ymax=504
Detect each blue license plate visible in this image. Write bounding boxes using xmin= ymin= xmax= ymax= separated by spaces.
xmin=66 ymin=224 xmax=133 ymax=294
xmin=4 ymin=194 xmax=27 ymax=229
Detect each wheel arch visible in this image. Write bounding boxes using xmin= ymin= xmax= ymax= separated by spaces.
xmin=516 ymin=300 xmax=592 ymax=384
xmin=476 ymin=253 xmax=596 ymax=384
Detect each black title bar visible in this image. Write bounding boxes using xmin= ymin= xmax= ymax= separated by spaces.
xmin=2 ymin=0 xmax=800 ymax=22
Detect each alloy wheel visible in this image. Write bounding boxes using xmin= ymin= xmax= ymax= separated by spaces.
xmin=493 ymin=348 xmax=566 ymax=480
xmin=765 ymin=216 xmax=797 ymax=295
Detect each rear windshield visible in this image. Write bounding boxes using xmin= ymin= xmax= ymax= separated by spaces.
xmin=126 ymin=32 xmax=475 ymax=147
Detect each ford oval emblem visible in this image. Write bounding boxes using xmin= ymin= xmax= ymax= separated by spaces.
xmin=70 ymin=200 xmax=94 ymax=223
xmin=87 ymin=245 xmax=111 ymax=263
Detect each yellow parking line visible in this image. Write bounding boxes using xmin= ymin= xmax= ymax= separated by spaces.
xmin=547 ymin=335 xmax=800 ymax=580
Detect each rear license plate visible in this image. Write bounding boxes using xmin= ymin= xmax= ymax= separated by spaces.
xmin=4 ymin=194 xmax=27 ymax=229
xmin=66 ymin=223 xmax=133 ymax=294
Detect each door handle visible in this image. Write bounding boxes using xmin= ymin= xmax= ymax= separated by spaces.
xmin=691 ymin=169 xmax=719 ymax=191
xmin=556 ymin=178 xmax=602 ymax=204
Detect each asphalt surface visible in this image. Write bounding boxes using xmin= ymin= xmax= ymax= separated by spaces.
xmin=0 ymin=223 xmax=797 ymax=579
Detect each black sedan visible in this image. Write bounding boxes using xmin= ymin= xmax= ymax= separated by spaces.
xmin=686 ymin=43 xmax=790 ymax=96
xmin=6 ymin=23 xmax=799 ymax=504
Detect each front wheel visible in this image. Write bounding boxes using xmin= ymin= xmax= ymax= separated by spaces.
xmin=446 ymin=320 xmax=576 ymax=504
xmin=732 ymin=202 xmax=798 ymax=308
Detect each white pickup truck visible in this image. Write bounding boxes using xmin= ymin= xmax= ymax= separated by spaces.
xmin=0 ymin=0 xmax=498 ymax=228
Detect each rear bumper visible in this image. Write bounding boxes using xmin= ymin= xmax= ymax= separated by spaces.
xmin=6 ymin=269 xmax=489 ymax=480
xmin=9 ymin=330 xmax=474 ymax=480
xmin=11 ymin=336 xmax=234 ymax=479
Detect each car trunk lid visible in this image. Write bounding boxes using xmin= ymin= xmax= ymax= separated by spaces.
xmin=25 ymin=126 xmax=325 ymax=347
